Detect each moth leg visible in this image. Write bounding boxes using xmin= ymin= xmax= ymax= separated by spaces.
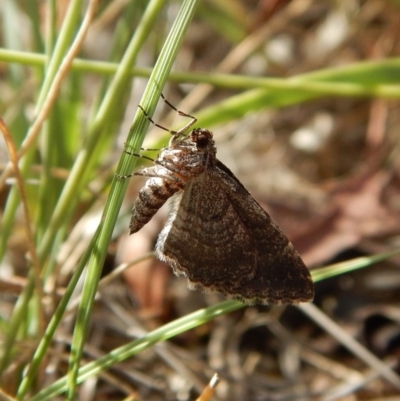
xmin=133 ymin=166 xmax=184 ymax=183
xmin=117 ymin=164 xmax=183 ymax=182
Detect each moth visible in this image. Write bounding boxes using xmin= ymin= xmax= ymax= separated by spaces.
xmin=126 ymin=98 xmax=314 ymax=305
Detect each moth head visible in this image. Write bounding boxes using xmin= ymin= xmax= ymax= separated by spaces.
xmin=190 ymin=128 xmax=214 ymax=150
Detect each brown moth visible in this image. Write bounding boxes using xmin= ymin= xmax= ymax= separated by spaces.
xmin=127 ymin=100 xmax=314 ymax=305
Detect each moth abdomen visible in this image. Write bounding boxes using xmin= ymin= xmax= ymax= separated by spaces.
xmin=129 ymin=177 xmax=182 ymax=234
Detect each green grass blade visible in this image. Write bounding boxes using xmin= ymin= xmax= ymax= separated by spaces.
xmin=0 ymin=0 xmax=86 ymax=371
xmin=29 ymin=246 xmax=400 ymax=401
xmin=30 ymin=300 xmax=242 ymax=401
xmin=311 ymin=249 xmax=400 ymax=283
xmin=66 ymin=0 xmax=200 ymax=399
xmin=15 ymin=228 xmax=101 ymax=399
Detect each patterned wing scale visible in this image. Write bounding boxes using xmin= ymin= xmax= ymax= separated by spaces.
xmin=129 ymin=123 xmax=314 ymax=305
xmin=156 ymin=161 xmax=314 ymax=304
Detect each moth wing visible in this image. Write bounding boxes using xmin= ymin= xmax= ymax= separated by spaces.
xmin=156 ymin=161 xmax=314 ymax=304
xmin=214 ymin=161 xmax=314 ymax=304
xmin=156 ymin=169 xmax=258 ymax=290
